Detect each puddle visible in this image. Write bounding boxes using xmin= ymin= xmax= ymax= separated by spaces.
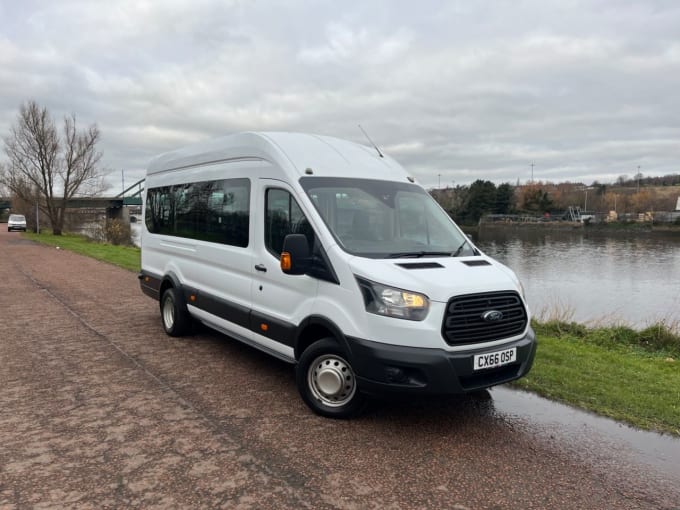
xmin=489 ymin=386 xmax=680 ymax=480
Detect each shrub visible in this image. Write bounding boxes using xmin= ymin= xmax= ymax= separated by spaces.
xmin=533 ymin=320 xmax=587 ymax=338
xmin=638 ymin=324 xmax=680 ymax=355
xmin=105 ymin=219 xmax=132 ymax=246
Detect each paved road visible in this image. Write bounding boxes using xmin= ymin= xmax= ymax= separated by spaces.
xmin=1 ymin=228 xmax=678 ymax=509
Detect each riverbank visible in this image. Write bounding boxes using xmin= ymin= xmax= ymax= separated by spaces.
xmin=20 ymin=231 xmax=680 ymax=436
xmin=469 ymin=220 xmax=680 ymax=237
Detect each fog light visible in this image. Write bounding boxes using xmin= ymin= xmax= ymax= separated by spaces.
xmin=385 ymin=366 xmax=408 ymax=384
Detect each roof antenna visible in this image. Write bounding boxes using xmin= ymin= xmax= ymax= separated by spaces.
xmin=358 ymin=124 xmax=384 ymax=158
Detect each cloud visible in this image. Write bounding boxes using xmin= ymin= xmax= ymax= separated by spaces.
xmin=0 ymin=0 xmax=679 ymax=191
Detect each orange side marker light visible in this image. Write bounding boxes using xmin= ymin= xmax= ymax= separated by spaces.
xmin=280 ymin=252 xmax=292 ymax=271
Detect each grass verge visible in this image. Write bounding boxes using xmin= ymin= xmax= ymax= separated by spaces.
xmin=22 ymin=231 xmax=140 ymax=272
xmin=21 ymin=232 xmax=680 ymax=435
xmin=513 ymin=321 xmax=680 ymax=436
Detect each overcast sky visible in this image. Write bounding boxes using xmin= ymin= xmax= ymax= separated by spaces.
xmin=1 ymin=0 xmax=679 ymax=192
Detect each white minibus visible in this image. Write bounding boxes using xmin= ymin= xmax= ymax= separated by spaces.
xmin=139 ymin=132 xmax=536 ymax=417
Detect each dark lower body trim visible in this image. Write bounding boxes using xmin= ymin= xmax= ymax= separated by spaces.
xmin=347 ymin=329 xmax=537 ymax=396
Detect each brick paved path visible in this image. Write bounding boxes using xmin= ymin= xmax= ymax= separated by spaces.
xmin=1 ymin=229 xmax=678 ymax=509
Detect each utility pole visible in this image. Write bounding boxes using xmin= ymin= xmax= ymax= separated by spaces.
xmin=438 ymin=173 xmax=441 ymax=190
xmin=584 ymin=190 xmax=588 ymax=212
xmin=530 ymin=162 xmax=535 ymax=183
xmin=636 ymin=165 xmax=641 ymax=193
xmin=122 ymin=169 xmax=125 ymax=196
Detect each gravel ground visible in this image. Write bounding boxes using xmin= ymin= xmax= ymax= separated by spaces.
xmin=1 ymin=228 xmax=678 ymax=509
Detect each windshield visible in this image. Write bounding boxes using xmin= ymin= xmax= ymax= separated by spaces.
xmin=9 ymin=214 xmax=25 ymax=221
xmin=300 ymin=177 xmax=476 ymax=259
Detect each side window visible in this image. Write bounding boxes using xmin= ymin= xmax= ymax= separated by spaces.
xmin=265 ymin=188 xmax=314 ymax=256
xmin=206 ymin=179 xmax=250 ymax=247
xmin=145 ymin=185 xmax=174 ymax=235
xmin=145 ymin=178 xmax=250 ymax=247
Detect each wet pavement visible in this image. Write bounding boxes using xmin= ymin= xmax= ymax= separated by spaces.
xmin=1 ymin=228 xmax=679 ymax=509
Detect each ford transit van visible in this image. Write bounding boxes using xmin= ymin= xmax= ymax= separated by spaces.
xmin=139 ymin=132 xmax=536 ymax=418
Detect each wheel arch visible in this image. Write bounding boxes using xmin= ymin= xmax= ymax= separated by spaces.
xmin=159 ymin=272 xmax=191 ymax=314
xmin=160 ymin=271 xmax=182 ymax=298
xmin=294 ymin=316 xmax=352 ymax=361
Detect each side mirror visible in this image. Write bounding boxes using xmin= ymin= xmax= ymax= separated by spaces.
xmin=280 ymin=234 xmax=310 ymax=275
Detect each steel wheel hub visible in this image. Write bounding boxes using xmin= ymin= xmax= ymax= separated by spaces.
xmin=163 ymin=298 xmax=175 ymax=328
xmin=308 ymin=354 xmax=356 ymax=407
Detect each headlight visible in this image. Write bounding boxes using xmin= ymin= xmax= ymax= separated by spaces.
xmin=356 ymin=277 xmax=429 ymax=321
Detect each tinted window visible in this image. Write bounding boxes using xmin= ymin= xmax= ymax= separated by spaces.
xmin=145 ymin=178 xmax=250 ymax=247
xmin=265 ymin=188 xmax=314 ymax=256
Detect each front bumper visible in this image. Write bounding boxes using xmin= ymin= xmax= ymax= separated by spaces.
xmin=347 ymin=328 xmax=537 ymax=397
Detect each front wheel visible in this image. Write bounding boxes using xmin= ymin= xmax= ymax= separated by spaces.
xmin=160 ymin=287 xmax=191 ymax=337
xmin=296 ymin=338 xmax=366 ymax=418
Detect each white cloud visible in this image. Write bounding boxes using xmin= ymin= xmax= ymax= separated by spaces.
xmin=0 ymin=0 xmax=679 ymax=191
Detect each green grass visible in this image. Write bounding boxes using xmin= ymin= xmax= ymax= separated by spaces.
xmin=514 ymin=322 xmax=680 ymax=435
xmin=22 ymin=231 xmax=140 ymax=272
xmin=20 ymin=231 xmax=680 ymax=435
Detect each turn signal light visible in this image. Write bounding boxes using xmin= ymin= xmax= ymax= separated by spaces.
xmin=280 ymin=252 xmax=292 ymax=271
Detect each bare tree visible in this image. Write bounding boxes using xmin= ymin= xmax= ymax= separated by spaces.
xmin=0 ymin=100 xmax=104 ymax=235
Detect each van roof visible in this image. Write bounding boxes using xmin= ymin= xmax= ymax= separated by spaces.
xmin=146 ymin=132 xmax=411 ymax=182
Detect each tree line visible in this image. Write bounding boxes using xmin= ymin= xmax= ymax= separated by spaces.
xmin=432 ymin=177 xmax=680 ymax=225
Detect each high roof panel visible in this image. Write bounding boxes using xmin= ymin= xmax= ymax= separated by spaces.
xmin=146 ymin=132 xmax=410 ymax=182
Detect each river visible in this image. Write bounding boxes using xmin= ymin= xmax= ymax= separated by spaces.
xmin=475 ymin=228 xmax=680 ymax=328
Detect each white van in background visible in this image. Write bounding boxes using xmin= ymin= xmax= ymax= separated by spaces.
xmin=139 ymin=132 xmax=536 ymax=418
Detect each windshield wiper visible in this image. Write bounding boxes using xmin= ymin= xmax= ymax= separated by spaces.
xmin=452 ymin=238 xmax=479 ymax=257
xmin=387 ymin=251 xmax=454 ymax=258
xmin=451 ymin=239 xmax=468 ymax=257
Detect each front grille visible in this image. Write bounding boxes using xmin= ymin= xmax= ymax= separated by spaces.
xmin=442 ymin=291 xmax=527 ymax=345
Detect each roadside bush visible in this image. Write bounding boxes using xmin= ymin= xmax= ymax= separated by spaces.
xmin=105 ymin=219 xmax=132 ymax=246
xmin=573 ymin=323 xmax=679 ymax=356
xmin=587 ymin=325 xmax=638 ymax=349
xmin=638 ymin=324 xmax=680 ymax=355
xmin=534 ymin=319 xmax=680 ymax=356
xmin=533 ymin=319 xmax=587 ymax=338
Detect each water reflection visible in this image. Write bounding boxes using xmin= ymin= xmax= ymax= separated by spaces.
xmin=366 ymin=386 xmax=680 ymax=482
xmin=490 ymin=386 xmax=680 ymax=481
xmin=476 ymin=229 xmax=680 ymax=328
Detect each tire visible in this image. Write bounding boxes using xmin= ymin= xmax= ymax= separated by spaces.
xmin=296 ymin=338 xmax=366 ymax=419
xmin=160 ymin=287 xmax=191 ymax=337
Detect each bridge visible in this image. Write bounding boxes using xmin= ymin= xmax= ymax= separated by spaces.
xmin=0 ymin=179 xmax=144 ymax=215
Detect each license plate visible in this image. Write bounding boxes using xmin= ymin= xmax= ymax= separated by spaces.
xmin=473 ymin=347 xmax=517 ymax=371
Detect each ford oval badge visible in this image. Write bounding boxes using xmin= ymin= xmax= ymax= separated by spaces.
xmin=482 ymin=310 xmax=504 ymax=322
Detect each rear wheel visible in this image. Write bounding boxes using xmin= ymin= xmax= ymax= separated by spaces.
xmin=160 ymin=287 xmax=191 ymax=337
xmin=296 ymin=338 xmax=366 ymax=418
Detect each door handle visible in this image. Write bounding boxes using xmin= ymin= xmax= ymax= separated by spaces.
xmin=255 ymin=264 xmax=267 ymax=272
